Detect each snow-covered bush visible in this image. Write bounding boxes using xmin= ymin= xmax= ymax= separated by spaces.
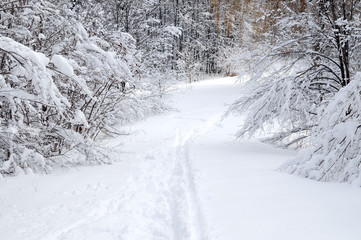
xmin=0 ymin=36 xmax=71 ymax=174
xmin=0 ymin=0 xmax=165 ymax=175
xmin=280 ymin=73 xmax=361 ymax=185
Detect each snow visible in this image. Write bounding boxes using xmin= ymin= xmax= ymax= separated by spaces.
xmin=1 ymin=77 xmax=361 ymax=240
xmin=38 ymin=33 xmax=46 ymax=40
xmin=0 ymin=36 xmax=70 ymax=107
xmin=163 ymin=26 xmax=182 ymax=37
xmin=51 ymin=55 xmax=75 ymax=77
xmin=50 ymin=54 xmax=92 ymax=96
xmin=72 ymin=110 xmax=90 ymax=128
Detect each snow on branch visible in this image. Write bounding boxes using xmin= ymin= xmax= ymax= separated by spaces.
xmin=0 ymin=36 xmax=69 ymax=108
xmin=281 ymin=73 xmax=361 ymax=185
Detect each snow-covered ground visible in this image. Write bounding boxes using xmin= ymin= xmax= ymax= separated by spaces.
xmin=1 ymin=77 xmax=361 ymax=240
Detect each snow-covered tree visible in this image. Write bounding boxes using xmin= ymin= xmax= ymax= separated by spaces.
xmin=227 ymin=0 xmax=361 ymax=185
xmin=0 ymin=0 xmax=164 ymax=175
xmin=280 ymin=74 xmax=361 ymax=185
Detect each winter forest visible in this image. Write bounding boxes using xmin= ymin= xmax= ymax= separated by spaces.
xmin=2 ymin=0 xmax=361 ymax=184
xmin=2 ymin=0 xmax=361 ymax=239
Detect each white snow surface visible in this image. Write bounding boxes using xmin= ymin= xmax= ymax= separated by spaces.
xmin=1 ymin=77 xmax=361 ymax=240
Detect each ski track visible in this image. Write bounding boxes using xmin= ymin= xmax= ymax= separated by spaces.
xmin=45 ymin=114 xmax=221 ymax=240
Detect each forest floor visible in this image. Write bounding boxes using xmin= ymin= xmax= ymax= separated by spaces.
xmin=1 ymin=77 xmax=361 ymax=240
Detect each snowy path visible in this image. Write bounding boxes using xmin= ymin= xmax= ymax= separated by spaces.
xmin=1 ymin=77 xmax=361 ymax=240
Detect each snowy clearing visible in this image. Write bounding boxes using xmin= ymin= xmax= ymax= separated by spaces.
xmin=1 ymin=77 xmax=361 ymax=240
